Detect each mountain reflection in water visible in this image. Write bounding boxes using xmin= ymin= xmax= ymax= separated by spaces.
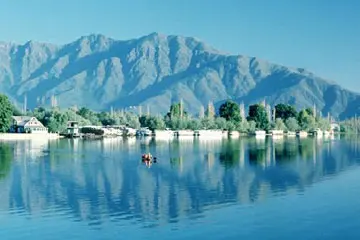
xmin=0 ymin=136 xmax=359 ymax=229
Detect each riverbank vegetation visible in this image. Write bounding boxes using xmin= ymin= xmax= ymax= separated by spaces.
xmin=0 ymin=93 xmax=356 ymax=134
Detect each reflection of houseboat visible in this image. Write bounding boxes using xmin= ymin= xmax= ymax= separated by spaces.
xmin=323 ymin=130 xmax=334 ymax=137
xmin=196 ymin=130 xmax=224 ymax=138
xmin=286 ymin=131 xmax=297 ymax=137
xmin=250 ymin=130 xmax=266 ymax=139
xmin=268 ymin=130 xmax=284 ymax=136
xmin=272 ymin=134 xmax=284 ymax=140
xmin=228 ymin=131 xmax=240 ymax=138
xmin=176 ymin=130 xmax=195 ymax=137
xmin=154 ymin=129 xmax=174 ymax=139
xmin=222 ymin=131 xmax=229 ymax=137
xmin=251 ymin=130 xmax=266 ymax=136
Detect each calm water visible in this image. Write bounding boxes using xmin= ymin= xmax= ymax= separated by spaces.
xmin=1 ymin=136 xmax=360 ymax=239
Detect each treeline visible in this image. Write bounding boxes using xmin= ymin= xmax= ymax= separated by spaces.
xmin=0 ymin=93 xmax=353 ymax=134
xmin=31 ymin=101 xmax=333 ymax=133
xmin=339 ymin=117 xmax=360 ymax=134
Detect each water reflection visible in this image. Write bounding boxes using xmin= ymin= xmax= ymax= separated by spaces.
xmin=0 ymin=143 xmax=12 ymax=180
xmin=0 ymin=136 xmax=359 ymax=228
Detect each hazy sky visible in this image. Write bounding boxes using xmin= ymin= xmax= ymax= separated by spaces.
xmin=0 ymin=0 xmax=359 ymax=91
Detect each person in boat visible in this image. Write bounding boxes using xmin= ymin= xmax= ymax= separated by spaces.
xmin=142 ymin=153 xmax=157 ymax=163
xmin=142 ymin=153 xmax=152 ymax=161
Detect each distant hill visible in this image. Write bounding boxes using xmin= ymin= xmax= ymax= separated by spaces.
xmin=0 ymin=32 xmax=359 ymax=119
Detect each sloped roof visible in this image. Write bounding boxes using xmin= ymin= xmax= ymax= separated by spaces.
xmin=12 ymin=116 xmax=45 ymax=127
xmin=12 ymin=116 xmax=32 ymax=125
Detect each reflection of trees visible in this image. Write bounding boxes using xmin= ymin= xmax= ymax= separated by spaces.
xmin=249 ymin=149 xmax=267 ymax=164
xmin=170 ymin=139 xmax=181 ymax=156
xmin=170 ymin=157 xmax=183 ymax=168
xmin=219 ymin=140 xmax=241 ymax=168
xmin=2 ymin=137 xmax=360 ymax=228
xmin=248 ymin=138 xmax=268 ymax=165
xmin=298 ymin=138 xmax=315 ymax=160
xmin=274 ymin=140 xmax=299 ymax=163
xmin=0 ymin=143 xmax=12 ymax=180
xmin=247 ymin=138 xmax=318 ymax=166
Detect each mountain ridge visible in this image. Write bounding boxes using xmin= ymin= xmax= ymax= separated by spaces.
xmin=0 ymin=33 xmax=359 ymax=119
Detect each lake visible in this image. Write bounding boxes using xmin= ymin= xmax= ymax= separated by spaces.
xmin=1 ymin=136 xmax=360 ymax=239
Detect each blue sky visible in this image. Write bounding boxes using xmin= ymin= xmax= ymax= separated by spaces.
xmin=0 ymin=0 xmax=359 ymax=91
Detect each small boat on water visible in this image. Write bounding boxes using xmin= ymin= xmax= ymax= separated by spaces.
xmin=142 ymin=153 xmax=152 ymax=161
xmin=141 ymin=153 xmax=157 ymax=168
xmin=142 ymin=153 xmax=157 ymax=162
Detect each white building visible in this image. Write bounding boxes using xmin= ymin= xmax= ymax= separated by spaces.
xmin=10 ymin=116 xmax=48 ymax=134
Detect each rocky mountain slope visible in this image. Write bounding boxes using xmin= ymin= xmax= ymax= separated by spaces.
xmin=0 ymin=33 xmax=358 ymax=119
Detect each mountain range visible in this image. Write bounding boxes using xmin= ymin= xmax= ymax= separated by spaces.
xmin=0 ymin=32 xmax=358 ymax=119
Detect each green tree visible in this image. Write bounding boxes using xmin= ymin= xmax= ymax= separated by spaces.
xmin=247 ymin=104 xmax=269 ymax=130
xmin=305 ymin=108 xmax=314 ymax=117
xmin=33 ymin=107 xmax=47 ymax=121
xmin=97 ymin=111 xmax=116 ymax=126
xmin=247 ymin=120 xmax=257 ymax=132
xmin=37 ymin=108 xmax=91 ymax=133
xmin=165 ymin=116 xmax=188 ymax=130
xmin=219 ymin=100 xmax=242 ymax=123
xmin=237 ymin=120 xmax=249 ymax=133
xmin=297 ymin=110 xmax=316 ymax=131
xmin=166 ymin=102 xmax=187 ymax=119
xmin=274 ymin=104 xmax=298 ymax=120
xmin=45 ymin=111 xmax=68 ymax=132
xmin=219 ymin=141 xmax=241 ymax=169
xmin=215 ymin=117 xmax=228 ymax=130
xmin=12 ymin=107 xmax=23 ymax=116
xmin=187 ymin=118 xmax=202 ymax=130
xmin=140 ymin=115 xmax=166 ymax=130
xmin=285 ymin=117 xmax=300 ymax=131
xmin=0 ymin=94 xmax=14 ymax=133
xmin=65 ymin=109 xmax=91 ymax=125
xmin=317 ymin=118 xmax=331 ymax=131
xmin=226 ymin=121 xmax=237 ymax=131
xmin=121 ymin=112 xmax=141 ymax=129
xmin=200 ymin=117 xmax=216 ymax=130
xmin=273 ymin=118 xmax=287 ymax=130
xmin=206 ymin=101 xmax=216 ymax=119
xmin=340 ymin=124 xmax=348 ymax=133
xmin=77 ymin=107 xmax=101 ymax=125
xmin=338 ymin=118 xmax=360 ymax=134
